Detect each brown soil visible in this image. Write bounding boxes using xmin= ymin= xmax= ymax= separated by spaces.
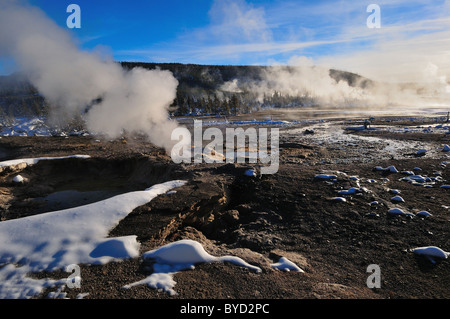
xmin=0 ymin=115 xmax=449 ymax=308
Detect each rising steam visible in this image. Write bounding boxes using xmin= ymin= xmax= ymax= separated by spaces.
xmin=0 ymin=1 xmax=180 ymax=150
xmin=220 ymin=55 xmax=450 ymax=110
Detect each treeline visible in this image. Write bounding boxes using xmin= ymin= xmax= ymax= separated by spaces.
xmin=121 ymin=62 xmax=370 ymax=116
xmin=121 ymin=62 xmax=267 ymax=116
xmin=0 ymin=63 xmax=371 ymax=119
xmin=169 ymin=90 xmax=319 ymax=116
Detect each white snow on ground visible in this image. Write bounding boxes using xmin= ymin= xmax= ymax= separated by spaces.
xmin=0 ymin=117 xmax=51 ymax=137
xmin=286 ymin=121 xmax=450 ymax=162
xmin=391 ymin=195 xmax=405 ymax=203
xmin=12 ymin=175 xmax=24 ymax=183
xmin=270 ymin=257 xmax=304 ymax=272
xmin=329 ymin=197 xmax=347 ymax=202
xmin=0 ymin=155 xmax=306 ymax=299
xmin=399 ymin=173 xmax=443 ymax=188
xmin=375 ymin=165 xmax=399 ymax=173
xmin=314 ymin=174 xmax=337 ymax=181
xmin=387 ymin=208 xmax=415 ymax=217
xmin=411 ymin=246 xmax=449 ymax=263
xmin=416 ymin=211 xmax=432 ymax=217
xmin=0 ymin=177 xmax=187 ymax=299
xmin=201 ymin=119 xmax=298 ymax=127
xmin=0 ymin=155 xmax=91 ymax=170
xmin=0 ymin=117 xmax=89 ymax=137
xmin=338 ymin=187 xmax=361 ymax=195
xmin=244 ymin=169 xmax=257 ymax=177
xmin=416 ymin=149 xmax=427 ymax=156
xmin=123 ymin=239 xmax=262 ymax=296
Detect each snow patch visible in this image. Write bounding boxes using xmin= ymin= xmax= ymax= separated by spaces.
xmin=330 ymin=197 xmax=347 ymax=202
xmin=244 ymin=169 xmax=256 ymax=177
xmin=270 ymin=257 xmax=304 ymax=272
xmin=411 ymin=246 xmax=449 ymax=263
xmin=416 ymin=149 xmax=427 ymax=156
xmin=0 ymin=155 xmax=91 ymax=170
xmin=314 ymin=174 xmax=337 ymax=181
xmin=123 ymin=239 xmax=262 ymax=296
xmin=0 ymin=179 xmax=187 ymax=299
xmin=388 ymin=208 xmax=414 ymax=217
xmin=375 ymin=165 xmax=398 ymax=173
xmin=12 ymin=175 xmax=24 ymax=183
xmin=416 ymin=211 xmax=432 ymax=217
xmin=391 ymin=195 xmax=405 ymax=203
xmin=338 ymin=187 xmax=361 ymax=196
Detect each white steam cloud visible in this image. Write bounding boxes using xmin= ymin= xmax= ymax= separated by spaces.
xmin=221 ymin=55 xmax=450 ymax=109
xmin=0 ymin=1 xmax=180 ymax=150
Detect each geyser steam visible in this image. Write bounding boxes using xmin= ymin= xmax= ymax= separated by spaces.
xmin=0 ymin=1 xmax=179 ymax=150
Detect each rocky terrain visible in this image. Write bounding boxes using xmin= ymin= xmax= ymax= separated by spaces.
xmin=0 ymin=112 xmax=449 ymax=307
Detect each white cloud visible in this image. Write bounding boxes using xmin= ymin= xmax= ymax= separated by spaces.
xmin=118 ymin=0 xmax=450 ymax=87
xmin=208 ymin=0 xmax=272 ymax=44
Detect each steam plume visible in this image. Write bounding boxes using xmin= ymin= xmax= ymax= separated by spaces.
xmin=0 ymin=1 xmax=179 ymax=150
xmin=220 ymin=55 xmax=450 ymax=110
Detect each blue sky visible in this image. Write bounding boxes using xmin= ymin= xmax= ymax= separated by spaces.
xmin=3 ymin=0 xmax=450 ymax=80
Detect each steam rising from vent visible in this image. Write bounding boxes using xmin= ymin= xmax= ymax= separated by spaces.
xmin=220 ymin=55 xmax=450 ymax=109
xmin=254 ymin=56 xmax=366 ymax=106
xmin=0 ymin=1 xmax=180 ymax=151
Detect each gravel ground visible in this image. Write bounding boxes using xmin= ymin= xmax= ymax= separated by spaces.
xmin=0 ymin=114 xmax=448 ymax=315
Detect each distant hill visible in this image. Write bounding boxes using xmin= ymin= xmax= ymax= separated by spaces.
xmin=0 ymin=73 xmax=46 ymax=120
xmin=0 ymin=62 xmax=373 ymax=118
xmin=121 ymin=62 xmax=373 ymax=115
xmin=121 ymin=62 xmax=372 ymax=90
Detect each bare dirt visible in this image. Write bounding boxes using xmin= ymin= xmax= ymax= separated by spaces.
xmin=0 ymin=114 xmax=449 ymax=309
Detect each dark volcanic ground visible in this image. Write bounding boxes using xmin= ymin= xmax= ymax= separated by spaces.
xmin=0 ymin=114 xmax=449 ymax=303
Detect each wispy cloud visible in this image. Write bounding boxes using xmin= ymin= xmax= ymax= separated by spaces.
xmin=118 ymin=39 xmax=347 ymax=64
xmin=118 ymin=0 xmax=450 ymax=83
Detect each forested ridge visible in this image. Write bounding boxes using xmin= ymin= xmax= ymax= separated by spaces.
xmin=0 ymin=62 xmax=371 ymax=119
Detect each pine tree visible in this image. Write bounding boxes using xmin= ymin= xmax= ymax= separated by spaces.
xmin=212 ymin=94 xmax=220 ymax=114
xmin=230 ymin=94 xmax=240 ymax=115
xmin=202 ymin=97 xmax=210 ymax=114
xmin=206 ymin=97 xmax=214 ymax=115
xmin=187 ymin=96 xmax=194 ymax=114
